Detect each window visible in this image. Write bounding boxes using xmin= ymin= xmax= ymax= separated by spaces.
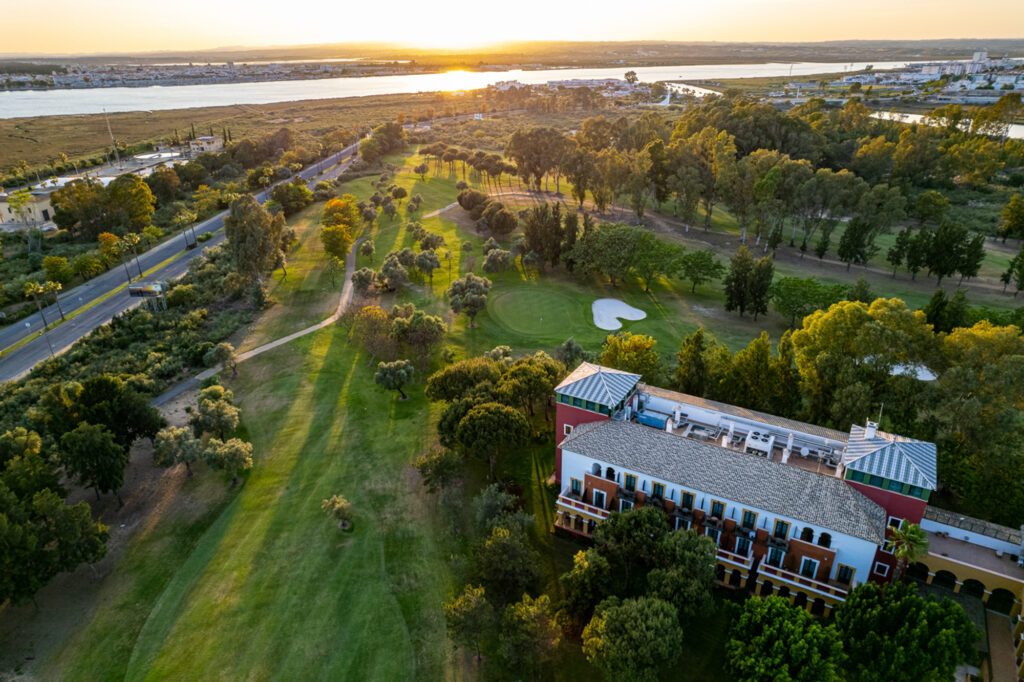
xmin=817 ymin=533 xmax=832 ymax=549
xmin=908 ymin=485 xmax=924 ymax=498
xmin=887 ymin=479 xmax=903 ymax=492
xmin=624 ymin=474 xmax=637 ymax=492
xmin=888 ymin=516 xmax=903 ymax=530
xmin=767 ymin=547 xmax=784 ymax=568
xmin=681 ymin=492 xmax=695 ymax=511
xmin=706 ymin=528 xmax=720 ymax=545
xmin=593 ymin=491 xmax=606 ymax=509
xmin=836 ymin=564 xmax=854 ymax=585
xmin=800 ymin=557 xmax=819 ymax=580
xmin=652 ymin=482 xmax=665 ymax=500
xmin=605 ymin=467 xmax=616 ymax=481
xmin=674 ymin=517 xmax=689 ymax=531
xmin=741 ymin=510 xmax=757 ymax=530
xmin=620 ymin=500 xmax=633 ymax=512
xmin=711 ymin=500 xmax=725 ymax=519
xmin=570 ymin=479 xmax=582 ymax=497
xmin=735 ymin=537 xmax=751 ymax=556
xmin=585 ymin=400 xmax=596 ymax=411
xmin=873 ymin=562 xmax=890 ymax=577
xmin=869 ymin=475 xmax=884 ymax=487
xmin=800 ymin=527 xmax=814 ymax=542
xmin=882 ymin=540 xmax=895 ymax=554
xmin=563 ymin=424 xmax=574 ymax=436
xmin=573 ymin=397 xmax=583 ymax=408
xmin=849 ymin=470 xmax=865 ymax=483
xmin=558 ymin=394 xmax=570 ymax=405
xmin=773 ymin=520 xmax=790 ymax=540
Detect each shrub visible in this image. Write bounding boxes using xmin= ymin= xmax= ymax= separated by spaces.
xmin=166 ymin=284 xmax=197 ymax=308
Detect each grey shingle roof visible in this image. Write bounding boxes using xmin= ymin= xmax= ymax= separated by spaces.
xmin=554 ymin=362 xmax=641 ymax=408
xmin=844 ymin=426 xmax=937 ymax=490
xmin=562 ymin=420 xmax=887 ymax=544
xmin=641 ymin=384 xmax=849 ymax=443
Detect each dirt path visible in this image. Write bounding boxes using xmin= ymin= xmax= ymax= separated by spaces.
xmin=152 ymin=236 xmax=363 ymax=408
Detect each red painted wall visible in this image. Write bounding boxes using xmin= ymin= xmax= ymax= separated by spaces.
xmin=844 ymin=480 xmax=927 ymax=525
xmin=555 ymin=403 xmax=609 ymax=485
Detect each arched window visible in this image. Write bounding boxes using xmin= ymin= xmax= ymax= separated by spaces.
xmin=817 ymin=533 xmax=832 ymax=549
xmin=605 ymin=467 xmax=616 ymax=481
xmin=800 ymin=527 xmax=814 ymax=542
xmin=591 ymin=462 xmax=601 ymax=476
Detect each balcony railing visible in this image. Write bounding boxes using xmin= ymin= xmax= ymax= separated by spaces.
xmin=759 ymin=564 xmax=849 ymax=599
xmin=557 ymin=489 xmax=610 ymax=520
xmin=716 ymin=548 xmax=752 ymax=569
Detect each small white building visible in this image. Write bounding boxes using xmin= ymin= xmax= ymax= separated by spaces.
xmin=189 ymin=136 xmax=224 ymax=154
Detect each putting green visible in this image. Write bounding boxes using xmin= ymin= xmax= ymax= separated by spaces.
xmin=487 ymin=286 xmax=588 ymax=339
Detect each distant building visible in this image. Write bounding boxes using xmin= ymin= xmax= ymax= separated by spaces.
xmin=189 ymin=136 xmax=224 ymax=154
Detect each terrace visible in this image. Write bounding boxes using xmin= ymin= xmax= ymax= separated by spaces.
xmin=627 ymin=386 xmax=848 ymax=479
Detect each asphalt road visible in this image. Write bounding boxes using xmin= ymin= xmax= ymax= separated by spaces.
xmin=0 ymin=143 xmax=359 ymax=382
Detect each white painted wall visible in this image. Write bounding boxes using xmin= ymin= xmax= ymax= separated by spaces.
xmin=561 ymin=447 xmax=879 ymax=586
xmin=921 ymin=518 xmax=1022 ymax=556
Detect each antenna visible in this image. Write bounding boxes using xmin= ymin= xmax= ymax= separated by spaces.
xmin=877 ymin=402 xmax=884 ymax=424
xmin=104 ymin=109 xmax=121 ymax=169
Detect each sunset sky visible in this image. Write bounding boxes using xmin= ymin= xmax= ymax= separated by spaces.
xmin=5 ymin=0 xmax=1023 ymax=55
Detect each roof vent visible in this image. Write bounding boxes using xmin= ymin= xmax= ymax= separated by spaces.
xmin=864 ymin=420 xmax=878 ymax=439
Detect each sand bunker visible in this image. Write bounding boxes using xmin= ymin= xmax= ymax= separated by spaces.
xmin=592 ymin=298 xmax=646 ymax=330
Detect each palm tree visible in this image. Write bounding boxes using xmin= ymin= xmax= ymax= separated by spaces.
xmin=22 ymin=281 xmax=55 ymax=358
xmin=890 ymin=522 xmax=929 ymax=583
xmin=122 ymin=232 xmax=144 ymax=278
xmin=43 ymin=281 xmax=65 ymax=321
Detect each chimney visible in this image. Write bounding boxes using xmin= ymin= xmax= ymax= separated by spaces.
xmin=864 ymin=420 xmax=878 ymax=439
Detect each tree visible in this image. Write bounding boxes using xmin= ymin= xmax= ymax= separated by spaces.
xmin=59 ymin=422 xmax=128 ymax=504
xmin=912 ymin=189 xmax=949 ymax=227
xmin=457 ymin=402 xmax=530 ymax=478
xmin=0 ymin=484 xmax=108 ymax=605
xmin=321 ymin=494 xmax=353 ymax=529
xmin=414 ymin=448 xmax=461 ymax=495
xmin=106 ymin=173 xmax=156 ymax=232
xmin=673 ymin=328 xmax=717 ymax=395
xmin=583 ymin=597 xmax=684 ymax=682
xmin=887 ymin=228 xmax=912 ymax=277
xmin=560 ymin=548 xmax=613 ymax=625
xmin=322 ymin=194 xmax=361 ymax=228
xmin=473 ymin=524 xmax=540 ymax=604
xmin=153 ymin=426 xmax=204 ymax=477
xmin=593 ymin=507 xmax=668 ymax=591
xmin=426 ymin=357 xmax=503 ymax=401
xmin=415 ymin=249 xmax=441 ymax=282
xmin=632 ymin=233 xmax=682 ymax=293
xmin=447 ymin=273 xmax=492 ymax=327
xmin=723 ymin=245 xmax=755 ymax=316
xmin=413 ymin=162 xmax=429 ymax=181
xmin=568 ymin=223 xmax=643 ymax=286
xmin=556 ymin=337 xmax=588 ymax=368
xmin=999 ymin=193 xmax=1024 ymax=241
xmin=748 ymin=255 xmax=774 ymax=321
xmin=497 ymin=593 xmax=561 ymax=673
xmin=444 ymin=585 xmax=495 ymax=663
xmin=203 ymin=437 xmax=253 ymax=485
xmin=374 ymin=359 xmax=415 ymax=400
xmin=624 ymin=70 xmax=639 ymax=85
xmin=888 ymin=522 xmax=928 ymax=582
xmin=42 ymin=281 xmax=66 ymax=321
xmin=726 ymin=596 xmax=843 ymax=682
xmin=392 ymin=309 xmax=445 ymax=359
xmin=223 ymin=194 xmax=283 ymax=283
xmin=647 ymin=529 xmax=716 ymax=622
xmin=927 ymin=221 xmax=969 ymax=285
xmin=678 ymin=249 xmax=725 ymax=293
xmin=42 ymin=255 xmax=71 ymax=285
xmin=770 ymin=277 xmax=843 ymax=328
xmin=598 ymin=332 xmax=660 ymax=383
xmin=957 ymin=232 xmax=985 ymax=283
xmin=321 ymin=223 xmax=353 ymax=263
xmin=189 ymin=394 xmax=240 ymax=440
xmin=360 ymin=239 xmax=375 ymax=262
xmin=834 ymin=582 xmax=976 ymax=682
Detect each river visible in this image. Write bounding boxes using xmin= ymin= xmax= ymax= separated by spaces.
xmin=0 ymin=60 xmax=920 ymax=119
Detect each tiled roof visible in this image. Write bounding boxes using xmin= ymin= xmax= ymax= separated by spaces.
xmin=554 ymin=362 xmax=640 ymax=408
xmin=844 ymin=426 xmax=937 ymax=490
xmin=562 ymin=420 xmax=887 ymax=544
xmin=641 ymin=384 xmax=849 ymax=443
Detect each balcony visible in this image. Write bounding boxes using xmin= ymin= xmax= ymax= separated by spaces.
xmin=717 ymin=548 xmax=753 ymax=570
xmin=768 ymin=535 xmax=789 ymax=550
xmin=616 ymin=488 xmax=636 ymax=502
xmin=759 ymin=563 xmax=849 ymax=600
xmin=556 ymin=488 xmax=610 ymax=521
